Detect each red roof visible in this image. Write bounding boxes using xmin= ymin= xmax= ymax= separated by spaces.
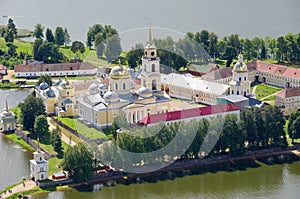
xmin=275 ymin=87 xmax=300 ymax=98
xmin=140 ymin=103 xmax=240 ymax=125
xmin=131 ymin=78 xmax=141 ymax=85
xmin=247 ymin=60 xmax=300 ymax=79
xmin=0 ymin=65 xmax=7 ymax=70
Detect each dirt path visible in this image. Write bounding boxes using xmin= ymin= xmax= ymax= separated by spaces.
xmin=47 ymin=117 xmax=77 ymax=147
xmin=260 ymin=90 xmax=281 ymax=101
xmin=1 ymin=180 xmax=36 ymax=199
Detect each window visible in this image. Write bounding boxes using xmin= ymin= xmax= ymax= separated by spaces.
xmin=123 ymin=83 xmax=126 ymax=90
xmin=152 ymin=64 xmax=155 ymax=72
xmin=239 ymin=77 xmax=241 ymax=81
xmin=152 ymin=80 xmax=157 ymax=90
xmin=231 ymin=90 xmax=234 ymax=94
xmin=67 ymin=90 xmax=70 ymax=96
xmin=115 ymin=83 xmax=118 ymax=90
xmin=244 ymin=77 xmax=246 ymax=81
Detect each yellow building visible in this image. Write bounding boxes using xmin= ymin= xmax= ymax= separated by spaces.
xmin=77 ymin=28 xmax=173 ymax=128
xmin=35 ymin=77 xmax=78 ymax=117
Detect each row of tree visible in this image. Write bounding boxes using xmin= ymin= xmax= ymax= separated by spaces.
xmin=97 ymin=106 xmax=287 ymax=170
xmin=86 ymin=24 xmax=122 ymax=62
xmin=32 ymin=23 xmax=71 ymax=46
xmin=126 ymin=31 xmax=300 ymax=69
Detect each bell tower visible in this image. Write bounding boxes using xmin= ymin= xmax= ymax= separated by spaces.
xmin=141 ymin=25 xmax=161 ymax=91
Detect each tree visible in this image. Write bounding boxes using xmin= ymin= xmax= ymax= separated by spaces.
xmin=7 ymin=18 xmax=17 ymax=36
xmin=7 ymin=44 xmax=17 ymax=56
xmin=288 ymin=111 xmax=300 ymax=144
xmin=54 ymin=26 xmax=65 ymax=45
xmin=4 ymin=29 xmax=14 ymax=44
xmin=33 ymin=23 xmax=44 ymax=39
xmin=62 ymin=142 xmax=93 ymax=182
xmin=33 ymin=115 xmax=49 ymax=140
xmin=35 ymin=41 xmax=64 ymax=63
xmin=45 ymin=28 xmax=55 ymax=43
xmin=52 ymin=125 xmax=63 ymax=156
xmin=37 ymin=74 xmax=52 ymax=86
xmin=276 ymin=36 xmax=288 ymax=62
xmin=71 ymin=41 xmax=85 ymax=58
xmin=94 ymin=32 xmax=105 ymax=58
xmin=64 ymin=27 xmax=71 ymax=46
xmin=33 ymin=38 xmax=43 ymax=60
xmin=290 ymin=116 xmax=300 ymax=144
xmin=104 ymin=35 xmax=122 ymax=63
xmin=19 ymin=94 xmax=45 ymax=131
xmin=86 ymin=24 xmax=104 ymax=49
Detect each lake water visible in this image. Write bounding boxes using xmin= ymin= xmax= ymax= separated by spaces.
xmin=0 ymin=89 xmax=32 ymax=190
xmin=1 ymin=0 xmax=300 ymax=49
xmin=30 ymin=160 xmax=300 ymax=199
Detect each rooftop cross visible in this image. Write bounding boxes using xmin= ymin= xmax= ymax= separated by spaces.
xmin=149 ymin=23 xmax=152 ymax=45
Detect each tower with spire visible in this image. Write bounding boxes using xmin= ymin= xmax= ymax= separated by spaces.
xmin=141 ymin=25 xmax=161 ymax=91
xmin=0 ymin=99 xmax=16 ymax=133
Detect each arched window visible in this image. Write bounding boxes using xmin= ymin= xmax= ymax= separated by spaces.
xmin=144 ymin=65 xmax=146 ymax=71
xmin=143 ymin=80 xmax=146 ymax=87
xmin=115 ymin=83 xmax=118 ymax=90
xmin=123 ymin=83 xmax=126 ymax=90
xmin=152 ymin=80 xmax=157 ymax=90
xmin=152 ymin=64 xmax=155 ymax=72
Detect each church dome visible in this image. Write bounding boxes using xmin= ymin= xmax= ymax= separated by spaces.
xmin=39 ymin=82 xmax=49 ymax=90
xmin=233 ymin=54 xmax=247 ymax=72
xmin=54 ymin=78 xmax=62 ymax=86
xmin=46 ymin=88 xmax=55 ymax=98
xmin=110 ymin=60 xmax=129 ymax=77
xmin=103 ymin=91 xmax=118 ymax=100
xmin=59 ymin=77 xmax=73 ymax=89
xmin=98 ymin=83 xmax=108 ymax=90
xmin=136 ymin=86 xmax=153 ymax=98
xmin=88 ymin=82 xmax=98 ymax=91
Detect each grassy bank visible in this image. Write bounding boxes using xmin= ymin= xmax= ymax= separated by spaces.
xmin=55 ymin=116 xmax=109 ymax=140
xmin=4 ymin=133 xmax=35 ymax=152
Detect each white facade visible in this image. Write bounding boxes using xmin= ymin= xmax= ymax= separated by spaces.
xmin=30 ymin=151 xmax=48 ymax=181
xmin=229 ymin=55 xmax=251 ymax=96
xmin=141 ymin=27 xmax=161 ymax=91
xmin=15 ymin=68 xmax=97 ymax=78
xmin=161 ymin=73 xmax=230 ymax=105
xmin=0 ymin=100 xmax=16 ymax=132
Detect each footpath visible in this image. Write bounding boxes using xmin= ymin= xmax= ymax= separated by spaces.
xmin=1 ymin=180 xmax=36 ymax=199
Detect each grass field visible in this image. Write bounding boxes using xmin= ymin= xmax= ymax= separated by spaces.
xmin=254 ymin=84 xmax=281 ymax=100
xmin=55 ymin=117 xmax=108 ymax=140
xmin=48 ymin=157 xmax=63 ymax=175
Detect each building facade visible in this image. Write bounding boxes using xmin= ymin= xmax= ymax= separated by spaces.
xmin=30 ymin=151 xmax=48 ymax=181
xmin=247 ymin=60 xmax=300 ymax=88
xmin=77 ymin=29 xmax=173 ymax=128
xmin=161 ymin=73 xmax=230 ymax=105
xmin=229 ymin=54 xmax=251 ymax=96
xmin=140 ymin=103 xmax=240 ymax=126
xmin=15 ymin=62 xmax=97 ymax=78
xmin=0 ymin=100 xmax=16 ymax=132
xmin=35 ymin=77 xmax=78 ymax=117
xmin=275 ymin=87 xmax=300 ymax=115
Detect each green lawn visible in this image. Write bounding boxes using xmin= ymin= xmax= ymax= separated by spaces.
xmin=55 ymin=117 xmax=108 ymax=140
xmin=253 ymin=84 xmax=282 ymax=100
xmin=48 ymin=157 xmax=63 ymax=175
xmin=0 ymin=38 xmax=33 ymax=54
xmin=48 ymin=118 xmax=82 ymax=144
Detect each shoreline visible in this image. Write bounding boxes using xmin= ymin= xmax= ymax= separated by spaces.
xmin=2 ymin=131 xmax=300 ymax=198
xmin=71 ymin=145 xmax=300 ymax=188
